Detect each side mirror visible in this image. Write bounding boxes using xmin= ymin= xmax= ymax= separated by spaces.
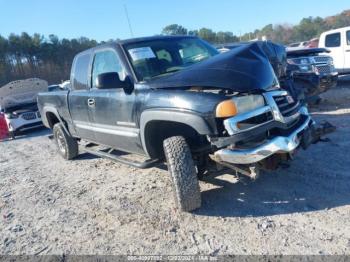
xmin=96 ymin=72 xmax=133 ymax=91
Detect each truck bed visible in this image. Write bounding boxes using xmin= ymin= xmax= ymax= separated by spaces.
xmin=37 ymin=90 xmax=72 ymax=129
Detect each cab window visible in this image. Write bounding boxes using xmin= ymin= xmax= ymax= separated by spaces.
xmin=179 ymin=42 xmax=212 ymax=65
xmin=124 ymin=37 xmax=218 ymax=81
xmin=325 ymin=32 xmax=341 ymax=47
xmin=346 ymin=31 xmax=350 ymax=45
xmin=71 ymin=53 xmax=91 ymax=90
xmin=91 ymin=50 xmax=123 ymax=88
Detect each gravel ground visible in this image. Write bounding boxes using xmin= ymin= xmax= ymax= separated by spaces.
xmin=1 ymin=79 xmax=350 ymax=255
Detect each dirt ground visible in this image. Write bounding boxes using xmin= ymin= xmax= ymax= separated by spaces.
xmin=1 ymin=77 xmax=350 ymax=255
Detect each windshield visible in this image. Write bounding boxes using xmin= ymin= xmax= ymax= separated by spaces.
xmin=123 ymin=37 xmax=219 ymax=81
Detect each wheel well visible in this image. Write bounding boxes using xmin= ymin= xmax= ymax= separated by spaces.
xmin=144 ymin=120 xmax=208 ymax=159
xmin=46 ymin=112 xmax=60 ymax=129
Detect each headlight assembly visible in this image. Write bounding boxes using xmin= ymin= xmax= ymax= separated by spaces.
xmin=287 ymin=57 xmax=315 ymax=73
xmin=287 ymin=57 xmax=314 ymax=65
xmin=298 ymin=64 xmax=314 ymax=73
xmin=5 ymin=113 xmax=19 ymax=119
xmin=216 ymin=95 xmax=265 ymax=118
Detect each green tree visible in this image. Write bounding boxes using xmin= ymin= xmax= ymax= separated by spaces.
xmin=215 ymin=31 xmax=238 ymax=44
xmin=198 ymin=28 xmax=216 ymax=42
xmin=0 ymin=33 xmax=99 ymax=86
xmin=162 ymin=24 xmax=188 ymax=35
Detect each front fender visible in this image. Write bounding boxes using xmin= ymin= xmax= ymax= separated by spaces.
xmin=140 ymin=109 xmax=216 ymax=156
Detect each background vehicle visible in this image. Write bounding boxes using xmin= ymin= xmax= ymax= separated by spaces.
xmin=38 ymin=36 xmax=316 ymax=212
xmin=287 ymin=39 xmax=319 ymax=49
xmin=307 ymin=38 xmax=319 ymax=48
xmin=216 ymin=42 xmax=253 ymax=53
xmin=319 ymin=26 xmax=350 ymax=74
xmin=48 ymin=80 xmax=71 ymax=92
xmin=0 ymin=78 xmax=47 ymax=138
xmin=0 ymin=112 xmax=9 ymax=140
xmin=286 ymin=48 xmax=338 ymax=103
xmin=287 ymin=41 xmax=309 ymax=50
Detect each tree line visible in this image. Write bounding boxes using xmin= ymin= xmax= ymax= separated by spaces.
xmin=0 ymin=33 xmax=98 ymax=87
xmin=162 ymin=24 xmax=240 ymax=43
xmin=162 ymin=9 xmax=350 ymax=44
xmin=1 ymin=9 xmax=349 ymax=87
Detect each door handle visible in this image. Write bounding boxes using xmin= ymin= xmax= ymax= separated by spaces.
xmin=346 ymin=49 xmax=350 ymax=52
xmin=87 ymin=98 xmax=95 ymax=106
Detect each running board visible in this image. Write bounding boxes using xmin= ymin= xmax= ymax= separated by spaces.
xmin=82 ymin=146 xmax=161 ymax=169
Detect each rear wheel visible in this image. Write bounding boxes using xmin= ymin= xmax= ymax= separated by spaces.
xmin=163 ymin=136 xmax=201 ymax=212
xmin=53 ymin=123 xmax=78 ymax=160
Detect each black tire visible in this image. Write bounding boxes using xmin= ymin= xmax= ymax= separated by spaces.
xmin=8 ymin=131 xmax=15 ymax=140
xmin=163 ymin=136 xmax=201 ymax=212
xmin=53 ymin=123 xmax=78 ymax=160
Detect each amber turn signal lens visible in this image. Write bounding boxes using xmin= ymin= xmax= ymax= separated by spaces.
xmin=216 ymin=100 xmax=237 ymax=118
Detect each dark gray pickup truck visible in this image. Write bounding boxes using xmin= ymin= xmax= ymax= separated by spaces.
xmin=38 ymin=35 xmax=317 ymax=211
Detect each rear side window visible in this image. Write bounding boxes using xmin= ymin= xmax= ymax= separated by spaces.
xmin=71 ymin=53 xmax=91 ymax=90
xmin=347 ymin=31 xmax=350 ymax=45
xmin=325 ymin=33 xmax=341 ymax=47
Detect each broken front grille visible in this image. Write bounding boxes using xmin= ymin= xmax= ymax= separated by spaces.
xmin=21 ymin=112 xmax=36 ymax=120
xmin=273 ymin=96 xmax=300 ymax=117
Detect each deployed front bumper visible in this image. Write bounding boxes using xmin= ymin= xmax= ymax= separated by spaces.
xmin=214 ymin=115 xmax=314 ymax=164
xmin=212 ymin=90 xmax=315 ymax=165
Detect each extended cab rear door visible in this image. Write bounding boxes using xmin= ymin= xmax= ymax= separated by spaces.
xmin=68 ymin=50 xmax=96 ymax=141
xmin=88 ymin=47 xmax=142 ymax=154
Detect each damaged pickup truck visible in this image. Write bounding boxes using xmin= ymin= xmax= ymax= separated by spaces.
xmin=38 ymin=36 xmax=319 ymax=211
xmin=286 ymin=47 xmax=338 ymax=104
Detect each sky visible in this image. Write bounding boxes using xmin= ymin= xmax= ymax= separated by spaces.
xmin=0 ymin=0 xmax=349 ymax=41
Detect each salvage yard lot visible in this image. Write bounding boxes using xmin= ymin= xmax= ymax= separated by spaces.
xmin=1 ymin=78 xmax=350 ymax=255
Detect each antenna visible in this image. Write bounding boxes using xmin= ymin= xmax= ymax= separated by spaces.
xmin=124 ymin=4 xmax=134 ymax=37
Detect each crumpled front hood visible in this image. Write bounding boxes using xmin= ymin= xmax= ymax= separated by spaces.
xmin=147 ymin=42 xmax=279 ymax=92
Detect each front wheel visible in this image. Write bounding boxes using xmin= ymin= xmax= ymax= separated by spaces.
xmin=53 ymin=123 xmax=78 ymax=160
xmin=163 ymin=136 xmax=201 ymax=212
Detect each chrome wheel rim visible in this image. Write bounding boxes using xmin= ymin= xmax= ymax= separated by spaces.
xmin=56 ymin=132 xmax=66 ymax=154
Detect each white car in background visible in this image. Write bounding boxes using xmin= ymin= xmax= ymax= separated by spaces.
xmin=319 ymin=26 xmax=350 ymax=74
xmin=0 ymin=78 xmax=48 ymax=138
xmin=287 ymin=41 xmax=309 ymax=50
xmin=48 ymin=80 xmax=71 ymax=92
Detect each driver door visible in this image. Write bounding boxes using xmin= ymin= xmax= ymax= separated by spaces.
xmin=88 ymin=48 xmax=141 ymax=154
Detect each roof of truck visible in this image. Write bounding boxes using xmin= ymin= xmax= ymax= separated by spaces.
xmin=117 ymin=35 xmax=197 ymax=45
xmin=79 ymin=35 xmax=199 ymax=54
